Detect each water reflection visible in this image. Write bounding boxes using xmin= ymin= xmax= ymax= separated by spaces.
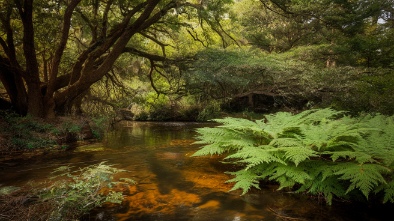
xmin=1 ymin=121 xmax=393 ymax=220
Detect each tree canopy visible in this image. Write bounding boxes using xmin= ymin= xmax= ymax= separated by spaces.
xmin=1 ymin=0 xmax=394 ymax=118
xmin=0 ymin=0 xmax=234 ymax=118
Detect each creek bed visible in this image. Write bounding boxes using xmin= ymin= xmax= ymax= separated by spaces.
xmin=0 ymin=121 xmax=392 ymax=220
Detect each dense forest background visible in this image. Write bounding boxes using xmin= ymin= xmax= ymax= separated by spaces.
xmin=1 ymin=0 xmax=394 ymax=121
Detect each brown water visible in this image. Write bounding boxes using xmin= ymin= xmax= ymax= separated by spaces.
xmin=0 ymin=121 xmax=393 ymax=221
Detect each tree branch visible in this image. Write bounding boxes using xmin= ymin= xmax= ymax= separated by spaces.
xmin=139 ymin=31 xmax=170 ymax=57
xmin=148 ymin=59 xmax=161 ymax=95
xmin=123 ymin=47 xmax=171 ymax=62
xmin=48 ymin=0 xmax=82 ymax=96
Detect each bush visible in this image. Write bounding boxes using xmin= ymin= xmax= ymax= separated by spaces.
xmin=0 ymin=162 xmax=134 ymax=221
xmin=0 ymin=112 xmax=106 ymax=151
xmin=0 ymin=112 xmax=56 ymax=150
xmin=90 ymin=116 xmax=110 ymax=139
xmin=193 ymin=108 xmax=394 ymax=205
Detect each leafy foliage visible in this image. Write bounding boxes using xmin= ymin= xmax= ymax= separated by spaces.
xmin=0 ymin=112 xmax=56 ymax=150
xmin=0 ymin=111 xmax=105 ymax=151
xmin=193 ymin=108 xmax=394 ymax=204
xmin=0 ymin=162 xmax=134 ymax=220
xmin=40 ymin=162 xmax=134 ymax=220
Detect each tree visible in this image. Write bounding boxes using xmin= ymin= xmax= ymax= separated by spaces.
xmin=233 ymin=0 xmax=394 ymax=68
xmin=0 ymin=0 xmax=233 ymax=118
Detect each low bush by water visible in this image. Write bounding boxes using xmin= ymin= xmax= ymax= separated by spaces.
xmin=0 ymin=162 xmax=133 ymax=221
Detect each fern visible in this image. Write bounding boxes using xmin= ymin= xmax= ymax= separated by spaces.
xmin=299 ymin=175 xmax=348 ymax=205
xmin=281 ymin=146 xmax=318 ymax=166
xmin=226 ymin=146 xmax=286 ymax=170
xmin=359 ymin=114 xmax=394 ymax=167
xmin=327 ymin=150 xmax=375 ymax=163
xmin=192 ymin=108 xmax=394 ymax=204
xmin=226 ymin=169 xmax=262 ymax=195
xmin=301 ymin=117 xmax=364 ymax=152
xmin=333 ymin=163 xmax=389 ymax=198
xmin=380 ymin=179 xmax=394 ymax=203
xmin=268 ymin=164 xmax=312 ymax=188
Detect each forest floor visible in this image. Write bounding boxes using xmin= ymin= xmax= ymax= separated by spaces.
xmin=0 ymin=115 xmax=98 ymax=163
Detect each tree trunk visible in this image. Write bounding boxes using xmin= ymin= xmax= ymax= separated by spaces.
xmin=0 ymin=57 xmax=28 ymax=115
xmin=17 ymin=0 xmax=43 ymax=117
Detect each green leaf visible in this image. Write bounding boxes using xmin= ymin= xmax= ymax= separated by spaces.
xmin=226 ymin=169 xmax=261 ymax=195
xmin=280 ymin=146 xmax=318 ymax=166
xmin=334 ymin=163 xmax=389 ymax=198
xmin=225 ymin=145 xmax=286 ymax=169
xmin=268 ymin=164 xmax=312 ymax=188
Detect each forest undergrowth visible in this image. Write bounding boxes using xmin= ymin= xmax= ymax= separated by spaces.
xmin=193 ymin=108 xmax=394 ymax=205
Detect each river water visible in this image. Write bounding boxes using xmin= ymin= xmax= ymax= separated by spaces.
xmin=0 ymin=121 xmax=393 ymax=220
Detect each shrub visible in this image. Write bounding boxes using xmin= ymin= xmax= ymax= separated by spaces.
xmin=41 ymin=162 xmax=134 ymax=220
xmin=192 ymin=108 xmax=394 ymax=204
xmin=90 ymin=116 xmax=110 ymax=139
xmin=0 ymin=112 xmax=56 ymax=150
xmin=0 ymin=162 xmax=134 ymax=220
xmin=0 ymin=111 xmax=106 ymax=151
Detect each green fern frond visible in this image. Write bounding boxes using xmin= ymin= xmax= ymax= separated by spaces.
xmin=299 ymin=176 xmax=347 ymax=205
xmin=215 ymin=117 xmax=260 ymax=128
xmin=334 ymin=163 xmax=389 ymax=198
xmin=194 ymin=127 xmax=236 ymax=144
xmin=268 ymin=164 xmax=312 ymax=187
xmin=296 ymin=161 xmax=347 ymax=205
xmin=279 ymin=146 xmax=318 ymax=166
xmin=269 ymin=137 xmax=302 ymax=147
xmin=216 ymin=118 xmax=264 ymax=136
xmin=225 ymin=146 xmax=286 ymax=169
xmin=295 ymin=108 xmax=345 ymax=124
xmin=256 ymin=112 xmax=299 ymax=139
xmin=216 ymin=117 xmax=273 ymax=142
xmin=301 ymin=118 xmax=365 ymax=152
xmin=192 ymin=143 xmax=229 ymax=156
xmin=325 ymin=150 xmax=375 ymax=163
xmin=381 ymin=179 xmax=394 ymax=203
xmin=358 ymin=115 xmax=394 ymax=167
xmin=226 ymin=169 xmax=261 ymax=195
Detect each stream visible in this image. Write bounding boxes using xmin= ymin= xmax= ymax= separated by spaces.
xmin=0 ymin=121 xmax=393 ymax=221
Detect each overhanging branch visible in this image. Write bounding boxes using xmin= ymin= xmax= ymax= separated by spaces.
xmin=123 ymin=47 xmax=171 ymax=62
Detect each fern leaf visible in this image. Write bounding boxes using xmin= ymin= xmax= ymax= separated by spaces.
xmin=226 ymin=169 xmax=261 ymax=195
xmin=325 ymin=150 xmax=375 ymax=164
xmin=359 ymin=115 xmax=394 ymax=167
xmin=256 ymin=112 xmax=298 ymax=139
xmin=381 ymin=179 xmax=394 ymax=203
xmin=215 ymin=117 xmax=259 ymax=128
xmin=295 ymin=108 xmax=345 ymax=124
xmin=216 ymin=117 xmax=273 ymax=142
xmin=225 ymin=145 xmax=286 ymax=169
xmin=269 ymin=137 xmax=302 ymax=147
xmin=268 ymin=164 xmax=312 ymax=187
xmin=334 ymin=163 xmax=389 ymax=198
xmin=298 ymin=176 xmax=347 ymax=205
xmin=192 ymin=143 xmax=228 ymax=156
xmin=280 ymin=146 xmax=318 ymax=166
xmin=194 ymin=127 xmax=236 ymax=144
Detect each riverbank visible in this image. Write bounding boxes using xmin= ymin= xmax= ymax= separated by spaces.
xmin=0 ymin=112 xmax=106 ymax=162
